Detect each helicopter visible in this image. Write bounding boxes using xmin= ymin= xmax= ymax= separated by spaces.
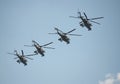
xmin=69 ymin=11 xmax=104 ymax=31
xmin=24 ymin=40 xmax=55 ymax=56
xmin=49 ymin=27 xmax=82 ymax=44
xmin=8 ymin=50 xmax=35 ymax=66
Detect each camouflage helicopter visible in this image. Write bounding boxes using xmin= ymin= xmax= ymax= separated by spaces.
xmin=69 ymin=10 xmax=104 ymax=31
xmin=49 ymin=27 xmax=82 ymax=44
xmin=8 ymin=50 xmax=35 ymax=66
xmin=24 ymin=40 xmax=55 ymax=56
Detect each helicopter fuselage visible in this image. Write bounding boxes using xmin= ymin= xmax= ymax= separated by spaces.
xmin=16 ymin=54 xmax=27 ymax=66
xmin=58 ymin=32 xmax=70 ymax=44
xmin=34 ymin=44 xmax=45 ymax=56
xmin=80 ymin=17 xmax=92 ymax=30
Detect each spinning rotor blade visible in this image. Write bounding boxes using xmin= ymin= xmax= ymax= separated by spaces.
xmin=32 ymin=40 xmax=39 ymax=45
xmin=67 ymin=34 xmax=82 ymax=36
xmin=54 ymin=27 xmax=64 ymax=33
xmin=89 ymin=17 xmax=104 ymax=20
xmin=14 ymin=50 xmax=17 ymax=52
xmin=14 ymin=57 xmax=18 ymax=59
xmin=24 ymin=45 xmax=34 ymax=47
xmin=83 ymin=12 xmax=88 ymax=19
xmin=78 ymin=12 xmax=81 ymax=16
xmin=8 ymin=52 xmax=18 ymax=59
xmin=42 ymin=42 xmax=53 ymax=47
xmin=77 ymin=8 xmax=81 ymax=16
xmin=21 ymin=50 xmax=24 ymax=56
xmin=66 ymin=29 xmax=76 ymax=34
xmin=32 ymin=40 xmax=41 ymax=47
xmin=69 ymin=16 xmax=80 ymax=18
xmin=25 ymin=56 xmax=33 ymax=60
xmin=43 ymin=47 xmax=55 ymax=49
xmin=54 ymin=27 xmax=60 ymax=31
xmin=7 ymin=53 xmax=16 ymax=55
xmin=25 ymin=53 xmax=37 ymax=56
xmin=48 ymin=33 xmax=57 ymax=34
xmin=90 ymin=20 xmax=101 ymax=25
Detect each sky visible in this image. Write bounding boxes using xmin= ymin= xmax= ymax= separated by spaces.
xmin=0 ymin=0 xmax=120 ymax=84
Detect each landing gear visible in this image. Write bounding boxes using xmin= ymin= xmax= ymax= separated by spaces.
xmin=79 ymin=22 xmax=84 ymax=27
xmin=58 ymin=38 xmax=62 ymax=42
xmin=66 ymin=41 xmax=70 ymax=44
xmin=17 ymin=60 xmax=20 ymax=64
xmin=34 ymin=51 xmax=38 ymax=54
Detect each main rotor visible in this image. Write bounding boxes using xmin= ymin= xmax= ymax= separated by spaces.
xmin=49 ymin=27 xmax=82 ymax=36
xmin=8 ymin=50 xmax=35 ymax=60
xmin=70 ymin=10 xmax=104 ymax=25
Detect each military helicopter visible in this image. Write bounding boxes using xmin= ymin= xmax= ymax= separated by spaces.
xmin=8 ymin=50 xmax=35 ymax=66
xmin=69 ymin=10 xmax=104 ymax=31
xmin=49 ymin=27 xmax=82 ymax=44
xmin=24 ymin=40 xmax=55 ymax=56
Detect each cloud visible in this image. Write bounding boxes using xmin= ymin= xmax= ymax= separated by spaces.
xmin=99 ymin=73 xmax=120 ymax=84
xmin=117 ymin=73 xmax=120 ymax=81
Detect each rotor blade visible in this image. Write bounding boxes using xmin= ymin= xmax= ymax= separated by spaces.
xmin=78 ymin=12 xmax=81 ymax=16
xmin=21 ymin=50 xmax=24 ymax=56
xmin=68 ymin=34 xmax=82 ymax=36
xmin=77 ymin=8 xmax=81 ymax=16
xmin=48 ymin=33 xmax=57 ymax=34
xmin=8 ymin=52 xmax=18 ymax=59
xmin=66 ymin=29 xmax=76 ymax=34
xmin=24 ymin=45 xmax=33 ymax=47
xmin=54 ymin=27 xmax=64 ymax=33
xmin=14 ymin=57 xmax=18 ymax=59
xmin=32 ymin=40 xmax=39 ymax=45
xmin=43 ymin=47 xmax=55 ymax=49
xmin=25 ymin=53 xmax=38 ymax=56
xmin=54 ymin=27 xmax=60 ymax=31
xmin=32 ymin=40 xmax=41 ymax=47
xmin=83 ymin=12 xmax=88 ymax=19
xmin=90 ymin=20 xmax=101 ymax=25
xmin=42 ymin=42 xmax=53 ymax=47
xmin=89 ymin=17 xmax=104 ymax=20
xmin=69 ymin=16 xmax=80 ymax=18
xmin=14 ymin=50 xmax=17 ymax=52
xmin=25 ymin=56 xmax=33 ymax=60
xmin=7 ymin=53 xmax=16 ymax=55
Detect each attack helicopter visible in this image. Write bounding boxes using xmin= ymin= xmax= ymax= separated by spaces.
xmin=8 ymin=50 xmax=35 ymax=66
xmin=24 ymin=40 xmax=55 ymax=56
xmin=69 ymin=10 xmax=104 ymax=31
xmin=49 ymin=27 xmax=82 ymax=44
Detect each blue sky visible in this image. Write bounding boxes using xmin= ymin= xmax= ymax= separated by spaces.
xmin=0 ymin=0 xmax=120 ymax=84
